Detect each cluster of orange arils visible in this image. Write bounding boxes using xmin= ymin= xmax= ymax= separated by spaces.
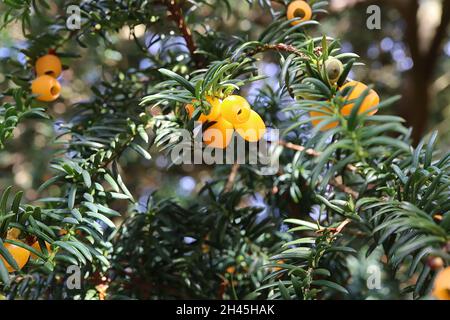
xmin=1 ymin=228 xmax=51 ymax=273
xmin=31 ymin=52 xmax=62 ymax=102
xmin=186 ymin=95 xmax=266 ymax=149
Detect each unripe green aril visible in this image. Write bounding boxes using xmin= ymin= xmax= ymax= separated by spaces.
xmin=325 ymin=57 xmax=344 ymax=83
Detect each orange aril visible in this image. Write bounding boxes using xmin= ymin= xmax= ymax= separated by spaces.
xmin=235 ymin=110 xmax=266 ymax=142
xmin=309 ymin=81 xmax=380 ymax=131
xmin=432 ymin=267 xmax=450 ymax=300
xmin=185 ymin=96 xmax=222 ymax=123
xmin=220 ymin=95 xmax=251 ymax=125
xmin=203 ymin=117 xmax=234 ymax=149
xmin=0 ymin=242 xmax=30 ymax=272
xmin=35 ymin=54 xmax=62 ymax=78
xmin=6 ymin=228 xmax=21 ymax=240
xmin=31 ymin=75 xmax=61 ymax=102
xmin=30 ymin=241 xmax=52 ymax=259
xmin=340 ymin=81 xmax=379 ymax=116
xmin=310 ymin=107 xmax=338 ymax=131
xmin=287 ymin=1 xmax=313 ymax=26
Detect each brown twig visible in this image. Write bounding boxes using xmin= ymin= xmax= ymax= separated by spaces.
xmin=246 ymin=43 xmax=323 ymax=59
xmin=335 ymin=219 xmax=351 ymax=234
xmin=321 ymin=218 xmax=351 ymax=235
xmin=224 ymin=163 xmax=240 ymax=193
xmin=329 ymin=177 xmax=359 ymax=199
xmin=247 ymin=43 xmax=305 ymax=58
xmin=278 ymin=140 xmax=321 ymax=157
xmin=278 ymin=140 xmax=357 ymax=172
xmin=164 ymin=0 xmax=201 ymax=66
xmin=318 ymin=218 xmax=352 ymax=235
xmin=278 ymin=140 xmax=359 ymax=198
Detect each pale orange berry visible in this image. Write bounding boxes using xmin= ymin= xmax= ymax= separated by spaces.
xmin=340 ymin=81 xmax=379 ymax=116
xmin=273 ymin=260 xmax=285 ymax=272
xmin=226 ymin=266 xmax=236 ymax=274
xmin=234 ymin=110 xmax=266 ymax=142
xmin=220 ymin=95 xmax=251 ymax=125
xmin=6 ymin=228 xmax=21 ymax=240
xmin=30 ymin=241 xmax=52 ymax=259
xmin=432 ymin=267 xmax=450 ymax=300
xmin=0 ymin=242 xmax=30 ymax=273
xmin=185 ymin=96 xmax=222 ymax=123
xmin=35 ymin=54 xmax=62 ymax=78
xmin=310 ymin=107 xmax=338 ymax=131
xmin=203 ymin=117 xmax=234 ymax=149
xmin=287 ymin=1 xmax=313 ymax=26
xmin=31 ymin=75 xmax=61 ymax=102
xmin=185 ymin=103 xmax=195 ymax=117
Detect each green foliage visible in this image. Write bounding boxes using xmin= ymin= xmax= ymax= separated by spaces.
xmin=0 ymin=88 xmax=48 ymax=149
xmin=109 ymin=190 xmax=285 ymax=299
